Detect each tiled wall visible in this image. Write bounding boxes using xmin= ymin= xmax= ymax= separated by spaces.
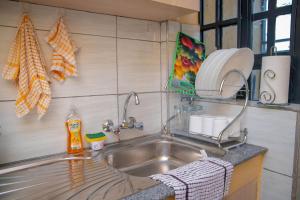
xmin=0 ymin=0 xmax=168 ymax=164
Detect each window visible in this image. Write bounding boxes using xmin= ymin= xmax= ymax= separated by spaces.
xmin=200 ymin=0 xmax=240 ymax=55
xmin=275 ymin=14 xmax=291 ymax=51
xmin=251 ymin=0 xmax=293 ymax=59
xmin=200 ymin=0 xmax=293 ymax=57
xmin=252 ymin=18 xmax=268 ymax=54
xmin=200 ymin=0 xmax=296 ymax=101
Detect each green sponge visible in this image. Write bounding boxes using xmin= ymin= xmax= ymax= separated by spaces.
xmin=85 ymin=132 xmax=107 ymax=143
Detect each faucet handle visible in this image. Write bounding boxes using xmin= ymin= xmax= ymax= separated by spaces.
xmin=102 ymin=120 xmax=114 ymax=132
xmin=134 ymin=121 xmax=144 ymax=130
xmin=120 ymin=121 xmax=129 ymax=129
xmin=128 ymin=117 xmax=136 ymax=128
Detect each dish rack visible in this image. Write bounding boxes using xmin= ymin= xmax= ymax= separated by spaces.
xmin=165 ymin=69 xmax=249 ymax=150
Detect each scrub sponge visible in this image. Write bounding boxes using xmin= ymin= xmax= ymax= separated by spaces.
xmin=85 ymin=132 xmax=107 ymax=143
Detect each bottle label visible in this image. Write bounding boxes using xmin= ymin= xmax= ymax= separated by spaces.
xmin=67 ymin=120 xmax=82 ymax=150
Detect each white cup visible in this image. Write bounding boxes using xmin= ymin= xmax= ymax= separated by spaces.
xmin=189 ymin=115 xmax=203 ymax=134
xmin=201 ymin=115 xmax=215 ymax=136
xmin=213 ymin=117 xmax=229 ymax=138
xmin=91 ymin=141 xmax=104 ymax=151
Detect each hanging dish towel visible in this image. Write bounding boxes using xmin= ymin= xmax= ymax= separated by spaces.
xmin=2 ymin=14 xmax=51 ymax=119
xmin=47 ymin=17 xmax=77 ymax=82
xmin=150 ymin=158 xmax=233 ymax=200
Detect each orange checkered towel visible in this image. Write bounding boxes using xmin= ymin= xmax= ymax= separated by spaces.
xmin=47 ymin=17 xmax=77 ymax=82
xmin=2 ymin=14 xmax=51 ymax=119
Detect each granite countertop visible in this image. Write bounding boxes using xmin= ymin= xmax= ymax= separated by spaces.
xmin=0 ymin=134 xmax=266 ymax=200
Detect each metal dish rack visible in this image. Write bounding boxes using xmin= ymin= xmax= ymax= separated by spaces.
xmin=165 ymin=69 xmax=249 ymax=149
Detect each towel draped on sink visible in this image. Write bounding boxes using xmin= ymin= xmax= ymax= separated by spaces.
xmin=150 ymin=157 xmax=233 ymax=200
xmin=2 ymin=14 xmax=51 ymax=119
xmin=47 ymin=17 xmax=77 ymax=82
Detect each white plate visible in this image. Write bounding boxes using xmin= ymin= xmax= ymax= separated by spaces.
xmin=195 ymin=48 xmax=254 ymax=98
xmin=195 ymin=49 xmax=232 ymax=97
xmin=216 ymin=48 xmax=254 ymax=98
xmin=207 ymin=49 xmax=237 ymax=96
xmin=199 ymin=50 xmax=225 ymax=96
xmin=195 ymin=50 xmax=221 ymax=96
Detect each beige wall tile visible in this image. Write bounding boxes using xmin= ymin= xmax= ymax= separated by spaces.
xmin=65 ymin=9 xmax=116 ymax=37
xmin=0 ymin=1 xmax=60 ymax=30
xmin=161 ymin=41 xmax=176 ymax=91
xmin=51 ymin=34 xmax=117 ymax=97
xmin=245 ymin=107 xmax=296 ymax=176
xmin=0 ymin=0 xmax=116 ymax=37
xmin=161 ymin=42 xmax=167 ymax=91
xmin=167 ymin=21 xmax=181 ymax=42
xmin=181 ymin=24 xmax=200 ymax=40
xmin=0 ymin=29 xmax=117 ymax=99
xmin=117 ymin=39 xmax=160 ymax=93
xmin=118 ymin=93 xmax=161 ymax=134
xmin=29 ymin=4 xmax=59 ymax=30
xmin=261 ymin=170 xmax=292 ymax=200
xmin=117 ymin=17 xmax=160 ymax=41
xmin=0 ymin=95 xmax=118 ymax=164
xmin=161 ymin=22 xmax=167 ymax=42
xmin=0 ymin=0 xmax=22 ymax=27
xmin=0 ymin=27 xmax=18 ymax=101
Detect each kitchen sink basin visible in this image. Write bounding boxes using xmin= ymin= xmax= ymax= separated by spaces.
xmin=104 ymin=137 xmax=224 ymax=177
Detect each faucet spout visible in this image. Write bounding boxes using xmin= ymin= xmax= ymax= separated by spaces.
xmin=122 ymin=92 xmax=140 ymax=127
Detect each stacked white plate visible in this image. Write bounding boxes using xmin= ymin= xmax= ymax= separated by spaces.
xmin=195 ymin=48 xmax=254 ymax=98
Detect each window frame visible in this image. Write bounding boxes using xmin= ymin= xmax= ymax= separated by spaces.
xmin=200 ymin=0 xmax=242 ymax=50
xmin=250 ymin=0 xmax=293 ymax=69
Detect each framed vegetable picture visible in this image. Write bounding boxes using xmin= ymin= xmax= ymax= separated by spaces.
xmin=168 ymin=32 xmax=205 ymax=95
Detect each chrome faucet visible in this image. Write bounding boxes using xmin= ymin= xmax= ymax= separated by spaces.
xmin=121 ymin=91 xmax=140 ymax=129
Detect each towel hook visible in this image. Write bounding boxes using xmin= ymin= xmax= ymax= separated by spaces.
xmin=21 ymin=2 xmax=30 ymax=14
xmin=57 ymin=8 xmax=66 ymax=18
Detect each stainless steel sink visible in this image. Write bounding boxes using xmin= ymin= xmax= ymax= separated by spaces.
xmin=104 ymin=137 xmax=224 ymax=177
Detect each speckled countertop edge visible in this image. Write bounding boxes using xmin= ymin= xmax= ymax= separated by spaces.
xmin=123 ymin=143 xmax=267 ymax=200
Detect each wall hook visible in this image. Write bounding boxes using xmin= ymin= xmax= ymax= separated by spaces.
xmin=57 ymin=8 xmax=66 ymax=18
xmin=21 ymin=2 xmax=30 ymax=14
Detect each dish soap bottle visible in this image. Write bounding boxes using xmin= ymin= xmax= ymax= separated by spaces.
xmin=65 ymin=106 xmax=84 ymax=154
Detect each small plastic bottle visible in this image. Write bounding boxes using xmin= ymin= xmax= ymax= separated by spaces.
xmin=65 ymin=106 xmax=84 ymax=154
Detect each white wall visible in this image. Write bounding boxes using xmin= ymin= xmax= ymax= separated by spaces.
xmin=0 ymin=0 xmax=165 ymax=164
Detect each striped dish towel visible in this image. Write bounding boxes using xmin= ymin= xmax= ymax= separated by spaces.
xmin=2 ymin=14 xmax=51 ymax=119
xmin=47 ymin=17 xmax=77 ymax=82
xmin=150 ymin=158 xmax=233 ymax=200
